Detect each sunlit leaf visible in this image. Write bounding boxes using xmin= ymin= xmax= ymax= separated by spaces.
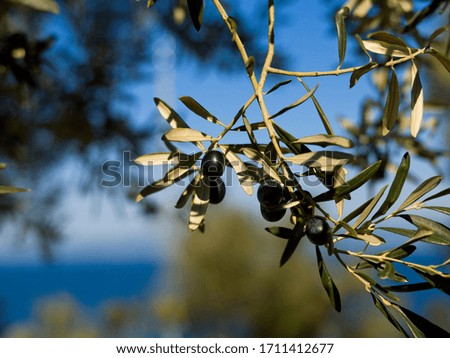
xmin=187 ymin=0 xmax=204 ymax=31
xmin=242 ymin=114 xmax=258 ymax=148
xmin=147 ymin=0 xmax=156 ymax=8
xmin=134 ymin=151 xmax=199 ymax=166
xmin=154 ymin=98 xmax=188 ymax=129
xmin=265 ymin=79 xmax=292 ymax=95
xmin=397 ymin=176 xmax=441 ymax=211
xmin=422 ymin=206 xmax=450 ymax=216
xmin=298 ymin=79 xmax=334 ymax=135
xmin=269 ymin=84 xmax=318 ymax=120
xmin=335 ymin=7 xmax=350 ymax=69
xmin=382 ymin=70 xmax=400 ymax=136
xmin=163 ymin=153 xmax=202 ymax=182
xmin=179 ymin=96 xmax=226 ymax=127
xmin=372 ymin=152 xmax=410 ymax=220
xmin=378 ymin=262 xmax=407 ymax=282
xmin=350 ymin=61 xmax=377 ymax=88
xmin=355 ymin=34 xmax=372 ymax=61
xmin=9 ymin=0 xmax=59 ymax=13
xmin=356 ymin=245 xmax=416 ymax=269
xmin=241 ymin=148 xmax=281 ymax=183
xmin=368 ymin=31 xmax=409 ymax=47
xmin=287 ymin=151 xmax=353 ymax=171
xmin=410 ymin=62 xmax=424 ymax=138
xmin=0 ymin=163 xmax=6 ymax=170
xmin=273 ymin=122 xmax=310 ymax=155
xmin=314 ymin=160 xmax=382 ymax=202
xmin=232 ymin=121 xmax=266 ymax=132
xmin=189 ymin=177 xmax=209 ymax=231
xmin=293 ymin=134 xmax=354 ymax=148
xmin=353 ymin=184 xmax=388 ymax=228
xmin=316 ymin=246 xmax=341 ymax=312
xmin=0 ymin=185 xmax=30 ymax=194
xmin=220 ymin=145 xmax=254 ymax=195
xmin=362 ymin=40 xmax=413 ymax=57
xmin=399 ymin=215 xmax=450 ymax=246
xmin=162 ymin=128 xmax=213 ymax=142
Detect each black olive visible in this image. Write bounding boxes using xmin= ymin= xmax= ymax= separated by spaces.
xmin=305 ymin=216 xmax=330 ymax=246
xmin=201 ymin=150 xmax=226 ymax=178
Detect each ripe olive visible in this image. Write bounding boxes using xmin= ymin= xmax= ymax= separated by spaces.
xmin=257 ymin=179 xmax=283 ymax=207
xmin=201 ymin=150 xmax=225 ymax=178
xmin=260 ymin=205 xmax=286 ymax=222
xmin=208 ymin=177 xmax=226 ymax=204
xmin=305 ymin=216 xmax=330 ymax=246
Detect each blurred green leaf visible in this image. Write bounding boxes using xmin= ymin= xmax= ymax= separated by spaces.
xmin=335 ymin=7 xmax=349 ymax=69
xmin=382 ymin=70 xmax=400 ymax=136
xmin=0 ymin=163 xmax=7 ymax=170
xmin=316 ymin=246 xmax=341 ymax=312
xmin=147 ymin=0 xmax=156 ymax=8
xmin=187 ymin=0 xmax=204 ymax=31
xmin=410 ymin=62 xmax=424 ymax=138
xmin=429 ymin=49 xmax=450 ymax=74
xmin=162 ymin=128 xmax=213 ymax=142
xmin=314 ymin=160 xmax=382 ymax=202
xmin=350 ymin=61 xmax=377 ymax=88
xmin=269 ymin=84 xmax=318 ymax=120
xmin=372 ymin=153 xmax=410 ymax=220
xmin=245 ymin=56 xmax=255 ymax=76
xmin=427 ymin=24 xmax=450 ymax=47
xmin=265 ymin=79 xmax=292 ymax=95
xmin=397 ymin=176 xmax=441 ymax=212
xmin=383 ymin=282 xmax=433 ymax=292
xmin=293 ymin=134 xmax=354 ymax=148
xmin=368 ymin=31 xmax=409 ymax=47
xmin=399 ymin=215 xmax=450 ymax=246
xmin=0 ymin=185 xmax=30 ymax=194
xmin=9 ymin=0 xmax=59 ymax=13
xmin=179 ymin=96 xmax=226 ymax=127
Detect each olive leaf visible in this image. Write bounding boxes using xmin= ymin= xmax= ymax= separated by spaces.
xmin=147 ymin=0 xmax=156 ymax=8
xmin=396 ymin=175 xmax=441 ymax=212
xmin=179 ymin=96 xmax=226 ymax=127
xmin=381 ymin=69 xmax=400 ymax=136
xmin=355 ymin=245 xmax=416 ymax=269
xmin=232 ymin=121 xmax=266 ymax=132
xmin=265 ymin=79 xmax=292 ymax=95
xmin=422 ymin=187 xmax=450 ymax=203
xmin=352 ymin=184 xmax=388 ymax=229
xmin=220 ymin=145 xmax=254 ymax=195
xmin=368 ymin=31 xmax=409 ymax=47
xmin=399 ymin=215 xmax=450 ymax=246
xmin=422 ymin=206 xmax=450 ymax=216
xmin=134 ymin=151 xmax=199 ymax=166
xmin=286 ymin=151 xmax=353 ymax=171
xmin=280 ymin=235 xmax=302 ymax=267
xmin=314 ymin=160 xmax=382 ymax=202
xmin=316 ymin=246 xmax=341 ymax=312
xmin=9 ymin=0 xmax=59 ymax=13
xmin=411 ymin=267 xmax=450 ymax=296
xmin=377 ymin=262 xmax=408 ymax=282
xmin=265 ymin=227 xmax=293 ymax=240
xmin=189 ymin=177 xmax=210 ymax=231
xmin=335 ymin=6 xmax=350 ymax=69
xmin=362 ymin=40 xmax=413 ymax=57
xmin=0 ymin=185 xmax=30 ymax=194
xmin=269 ymin=84 xmax=318 ymax=120
xmin=293 ymin=134 xmax=354 ymax=148
xmin=410 ymin=61 xmax=424 ymax=138
xmin=370 ymin=294 xmax=408 ymax=336
xmin=429 ymin=50 xmax=450 ymax=74
xmin=355 ymin=34 xmax=372 ymax=61
xmin=350 ymin=61 xmax=377 ymax=88
xmin=273 ymin=122 xmax=310 ymax=155
xmin=372 ymin=152 xmax=410 ymax=220
xmin=242 ymin=114 xmax=259 ymax=149
xmin=427 ymin=24 xmax=450 ymax=48
xmin=187 ymin=0 xmax=204 ymax=31
xmin=175 ymin=173 xmax=201 ymax=209
xmin=162 ymin=128 xmax=213 ymax=142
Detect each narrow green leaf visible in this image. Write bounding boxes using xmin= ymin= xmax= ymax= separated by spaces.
xmin=356 ymin=245 xmax=416 ymax=269
xmin=273 ymin=122 xmax=310 ymax=155
xmin=355 ymin=34 xmax=372 ymax=61
xmin=395 ymin=305 xmax=450 ymax=337
xmin=350 ymin=62 xmax=377 ymax=88
xmin=314 ymin=160 xmax=382 ymax=202
xmin=422 ymin=206 xmax=450 ymax=216
xmin=220 ymin=145 xmax=254 ymax=195
xmin=265 ymin=79 xmax=292 ymax=95
xmin=368 ymin=31 xmax=409 ymax=47
xmin=0 ymin=185 xmax=30 ymax=194
xmin=316 ymin=246 xmax=341 ymax=312
xmin=427 ymin=24 xmax=450 ymax=48
xmin=187 ymin=0 xmax=204 ymax=31
xmin=232 ymin=122 xmax=266 ymax=132
xmin=372 ymin=152 xmax=410 ymax=220
xmin=280 ymin=235 xmax=302 ymax=267
xmin=362 ymin=40 xmax=413 ymax=57
xmin=162 ymin=128 xmax=213 ymax=142
xmin=265 ymin=227 xmax=293 ymax=240
xmin=9 ymin=0 xmax=59 ymax=13
xmin=179 ymin=96 xmax=225 ymax=127
xmin=383 ymin=282 xmax=433 ymax=292
xmin=269 ymin=84 xmax=318 ymax=120
xmin=382 ymin=70 xmax=400 ymax=136
xmin=397 ymin=176 xmax=442 ymax=212
xmin=410 ymin=62 xmax=424 ymax=138
xmin=353 ymin=184 xmax=388 ymax=228
xmin=242 ymin=114 xmax=258 ymax=148
xmin=287 ymin=151 xmax=354 ymax=171
xmin=134 ymin=152 xmax=198 ymax=166
xmin=370 ymin=294 xmax=408 ymax=336
xmin=175 ymin=173 xmax=200 ymax=209
xmin=399 ymin=214 xmax=450 ymax=246
xmin=163 ymin=153 xmax=202 ymax=182
xmin=293 ymin=134 xmax=354 ymax=148
xmin=411 ymin=267 xmax=450 ymax=295
xmin=423 ymin=187 xmax=450 ymax=203
xmin=378 ymin=262 xmax=407 ymax=282
xmin=335 ymin=7 xmax=350 ymax=69
xmin=298 ymin=79 xmax=334 ymax=135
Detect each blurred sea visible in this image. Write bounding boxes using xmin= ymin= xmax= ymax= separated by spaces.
xmin=0 ymin=263 xmax=159 ymax=326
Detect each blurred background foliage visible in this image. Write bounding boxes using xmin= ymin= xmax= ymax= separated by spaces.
xmin=0 ymin=0 xmax=449 ymax=337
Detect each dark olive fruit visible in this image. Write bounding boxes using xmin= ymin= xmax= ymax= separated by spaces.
xmin=257 ymin=179 xmax=283 ymax=207
xmin=305 ymin=216 xmax=330 ymax=246
xmin=201 ymin=150 xmax=226 ymax=178
xmin=260 ymin=205 xmax=286 ymax=222
xmin=208 ymin=177 xmax=226 ymax=205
